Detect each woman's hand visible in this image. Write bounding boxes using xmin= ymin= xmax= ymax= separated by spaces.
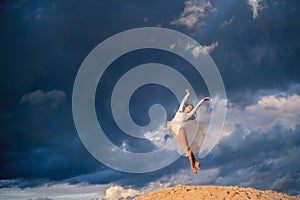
xmin=202 ymin=97 xmax=210 ymax=101
xmin=185 ymin=88 xmax=190 ymax=94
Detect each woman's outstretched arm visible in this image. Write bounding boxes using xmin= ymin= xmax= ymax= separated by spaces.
xmin=186 ymin=97 xmax=210 ymax=118
xmin=178 ymin=88 xmax=190 ymax=112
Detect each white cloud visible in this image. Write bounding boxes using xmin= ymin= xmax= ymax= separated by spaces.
xmin=221 ymin=16 xmax=234 ymax=27
xmin=20 ymin=89 xmax=66 ymax=107
xmin=247 ymin=94 xmax=300 ymax=128
xmin=143 ymin=125 xmax=183 ymax=156
xmin=191 ymin=41 xmax=219 ymax=57
xmin=111 ymin=140 xmax=132 ymax=153
xmin=0 ymin=183 xmax=108 ymax=200
xmin=169 ymin=43 xmax=176 ymax=50
xmin=183 ymin=41 xmax=219 ymax=58
xmin=224 ymin=94 xmax=300 ymax=134
xmin=171 ymin=0 xmax=215 ymax=29
xmin=143 ymin=124 xmax=170 ymax=147
xmin=248 ymin=0 xmax=263 ymax=19
xmin=105 ymin=185 xmax=141 ymax=200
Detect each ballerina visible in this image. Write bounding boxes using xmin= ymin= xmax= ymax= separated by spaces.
xmin=167 ymin=88 xmax=209 ymax=174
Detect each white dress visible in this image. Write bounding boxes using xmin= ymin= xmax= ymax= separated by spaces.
xmin=167 ymin=93 xmax=206 ymax=157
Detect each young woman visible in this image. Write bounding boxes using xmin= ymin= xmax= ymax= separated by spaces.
xmin=167 ymin=88 xmax=209 ymax=174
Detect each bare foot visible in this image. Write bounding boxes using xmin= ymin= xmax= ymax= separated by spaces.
xmin=195 ymin=162 xmax=201 ymax=171
xmin=191 ymin=166 xmax=197 ymax=174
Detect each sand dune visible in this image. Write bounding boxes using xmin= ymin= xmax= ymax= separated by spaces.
xmin=133 ymin=185 xmax=300 ymax=200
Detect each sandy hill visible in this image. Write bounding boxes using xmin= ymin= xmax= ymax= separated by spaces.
xmin=133 ymin=185 xmax=300 ymax=200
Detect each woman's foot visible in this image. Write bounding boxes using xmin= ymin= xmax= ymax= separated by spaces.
xmin=195 ymin=161 xmax=201 ymax=171
xmin=190 ymin=166 xmax=197 ymax=174
xmin=190 ymin=151 xmax=200 ymax=171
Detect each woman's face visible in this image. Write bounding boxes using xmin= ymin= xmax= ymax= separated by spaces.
xmin=184 ymin=105 xmax=193 ymax=113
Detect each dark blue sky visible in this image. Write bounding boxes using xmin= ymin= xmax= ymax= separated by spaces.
xmin=1 ymin=0 xmax=300 ymax=199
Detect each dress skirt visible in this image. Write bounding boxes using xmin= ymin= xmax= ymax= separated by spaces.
xmin=167 ymin=120 xmax=206 ymax=157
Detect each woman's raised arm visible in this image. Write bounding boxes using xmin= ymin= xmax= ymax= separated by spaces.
xmin=186 ymin=97 xmax=210 ymax=118
xmin=178 ymin=89 xmax=190 ymax=112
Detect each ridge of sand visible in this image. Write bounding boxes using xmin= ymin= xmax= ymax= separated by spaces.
xmin=133 ymin=185 xmax=300 ymax=200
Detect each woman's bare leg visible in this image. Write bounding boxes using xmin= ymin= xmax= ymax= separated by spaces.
xmin=171 ymin=128 xmax=200 ymax=172
xmin=171 ymin=129 xmax=188 ymax=150
xmin=178 ymin=127 xmax=189 ymax=150
xmin=191 ymin=152 xmax=201 ymax=170
xmin=178 ymin=128 xmax=197 ymax=174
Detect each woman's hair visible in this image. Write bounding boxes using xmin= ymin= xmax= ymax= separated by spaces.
xmin=183 ymin=104 xmax=196 ymax=120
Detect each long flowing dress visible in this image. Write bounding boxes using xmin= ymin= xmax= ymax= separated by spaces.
xmin=167 ymin=93 xmax=206 ymax=157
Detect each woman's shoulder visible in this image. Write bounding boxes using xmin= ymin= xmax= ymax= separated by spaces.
xmin=176 ymin=111 xmax=186 ymax=115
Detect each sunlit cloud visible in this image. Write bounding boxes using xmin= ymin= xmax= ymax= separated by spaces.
xmin=248 ymin=0 xmax=263 ymax=19
xmin=224 ymin=94 xmax=300 ymax=134
xmin=20 ymin=89 xmax=66 ymax=107
xmin=191 ymin=41 xmax=219 ymax=57
xmin=171 ymin=0 xmax=215 ymax=29
xmin=105 ymin=185 xmax=141 ymax=200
